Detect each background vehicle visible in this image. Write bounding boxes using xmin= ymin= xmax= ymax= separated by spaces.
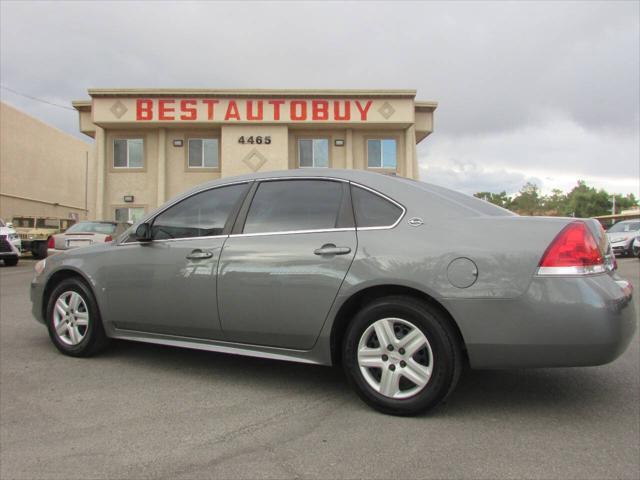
xmin=29 ymin=170 xmax=636 ymax=416
xmin=606 ymin=219 xmax=640 ymax=257
xmin=47 ymin=221 xmax=128 ymax=256
xmin=11 ymin=216 xmax=75 ymax=259
xmin=0 ymin=218 xmax=21 ymax=266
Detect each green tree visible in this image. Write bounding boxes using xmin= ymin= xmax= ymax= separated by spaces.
xmin=473 ymin=191 xmax=512 ymax=209
xmin=510 ymin=182 xmax=541 ymax=215
xmin=541 ymin=188 xmax=569 ymax=215
xmin=565 ymin=181 xmax=611 ymax=218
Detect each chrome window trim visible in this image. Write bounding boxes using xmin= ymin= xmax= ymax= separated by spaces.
xmin=536 ymin=265 xmax=607 ymax=276
xmin=119 ymin=234 xmax=229 ymax=246
xmin=350 ymin=182 xmax=406 ymax=231
xmin=230 ymin=228 xmax=356 ymax=239
xmin=119 ymin=175 xmax=406 ymax=243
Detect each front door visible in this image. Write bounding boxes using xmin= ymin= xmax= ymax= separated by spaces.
xmin=218 ymin=179 xmax=357 ymax=350
xmin=103 ymin=182 xmax=249 ymax=339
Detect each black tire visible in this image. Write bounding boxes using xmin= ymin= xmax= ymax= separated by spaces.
xmin=45 ymin=278 xmax=110 ymax=357
xmin=32 ymin=242 xmax=48 ymax=259
xmin=342 ymin=295 xmax=463 ymax=416
xmin=3 ymin=257 xmax=18 ymax=266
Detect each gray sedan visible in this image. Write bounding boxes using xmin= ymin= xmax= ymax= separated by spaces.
xmin=29 ymin=170 xmax=636 ymax=415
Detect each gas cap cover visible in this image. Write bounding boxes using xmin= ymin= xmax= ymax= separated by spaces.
xmin=447 ymin=257 xmax=479 ymax=289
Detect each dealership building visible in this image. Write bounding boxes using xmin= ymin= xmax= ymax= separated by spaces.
xmin=73 ymin=89 xmax=436 ymax=222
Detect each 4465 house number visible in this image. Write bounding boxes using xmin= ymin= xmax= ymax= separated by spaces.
xmin=238 ymin=136 xmax=271 ymax=145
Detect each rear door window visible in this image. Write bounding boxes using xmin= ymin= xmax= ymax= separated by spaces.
xmin=243 ymin=180 xmax=346 ymax=234
xmin=351 ymin=185 xmax=403 ymax=228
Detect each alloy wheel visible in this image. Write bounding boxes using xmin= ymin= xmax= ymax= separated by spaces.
xmin=357 ymin=317 xmax=434 ymax=399
xmin=52 ymin=291 xmax=89 ymax=346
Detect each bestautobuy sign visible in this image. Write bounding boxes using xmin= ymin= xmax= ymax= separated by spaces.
xmin=92 ymin=98 xmax=413 ymax=124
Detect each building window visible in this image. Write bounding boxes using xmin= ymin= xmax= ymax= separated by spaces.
xmin=114 ymin=139 xmax=144 ymax=168
xmin=115 ymin=207 xmax=145 ymax=223
xmin=298 ymin=139 xmax=329 ymax=168
xmin=367 ymin=139 xmax=397 ymax=169
xmin=188 ymin=139 xmax=219 ymax=169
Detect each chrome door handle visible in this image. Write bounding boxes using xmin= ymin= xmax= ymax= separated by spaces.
xmin=186 ymin=249 xmax=213 ymax=260
xmin=314 ymin=244 xmax=352 ymax=256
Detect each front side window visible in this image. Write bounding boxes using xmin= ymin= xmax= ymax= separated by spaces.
xmin=151 ymin=183 xmax=247 ymax=240
xmin=367 ymin=139 xmax=397 ymax=169
xmin=114 ymin=139 xmax=144 ymax=168
xmin=298 ymin=139 xmax=329 ymax=168
xmin=351 ymin=185 xmax=403 ymax=228
xmin=243 ymin=180 xmax=343 ymax=234
xmin=115 ymin=207 xmax=146 ymax=223
xmin=188 ymin=139 xmax=219 ymax=168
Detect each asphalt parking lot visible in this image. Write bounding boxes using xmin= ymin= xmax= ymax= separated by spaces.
xmin=1 ymin=258 xmax=638 ymax=480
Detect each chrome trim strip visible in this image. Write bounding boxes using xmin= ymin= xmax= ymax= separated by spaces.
xmin=111 ymin=328 xmax=320 ymax=365
xmin=230 ymin=228 xmax=356 ymax=238
xmin=536 ymin=265 xmax=607 ymax=276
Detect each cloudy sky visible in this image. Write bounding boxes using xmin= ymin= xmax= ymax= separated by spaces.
xmin=1 ymin=1 xmax=638 ymax=196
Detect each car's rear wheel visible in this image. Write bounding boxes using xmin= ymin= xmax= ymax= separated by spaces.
xmin=3 ymin=256 xmax=18 ymax=266
xmin=343 ymin=295 xmax=462 ymax=416
xmin=45 ymin=278 xmax=109 ymax=357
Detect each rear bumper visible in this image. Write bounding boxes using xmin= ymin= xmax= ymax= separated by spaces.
xmin=449 ymin=274 xmax=637 ymax=369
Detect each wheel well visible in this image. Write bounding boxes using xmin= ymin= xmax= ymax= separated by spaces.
xmin=41 ymin=270 xmax=91 ymax=320
xmin=329 ymin=285 xmax=467 ymax=366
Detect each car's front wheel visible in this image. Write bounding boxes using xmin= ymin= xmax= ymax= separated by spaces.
xmin=343 ymin=295 xmax=463 ymax=416
xmin=45 ymin=278 xmax=109 ymax=357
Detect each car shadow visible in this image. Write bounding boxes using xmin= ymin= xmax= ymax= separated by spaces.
xmin=100 ymin=339 xmax=629 ymax=417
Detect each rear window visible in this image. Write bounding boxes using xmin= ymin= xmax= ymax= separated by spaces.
xmin=12 ymin=217 xmax=35 ymax=228
xmin=351 ymin=185 xmax=403 ymax=228
xmin=66 ymin=222 xmax=117 ymax=235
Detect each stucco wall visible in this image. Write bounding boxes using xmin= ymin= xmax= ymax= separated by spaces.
xmin=0 ymin=101 xmax=96 ymax=221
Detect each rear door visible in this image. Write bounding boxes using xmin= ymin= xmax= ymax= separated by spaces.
xmin=218 ymin=179 xmax=357 ymax=349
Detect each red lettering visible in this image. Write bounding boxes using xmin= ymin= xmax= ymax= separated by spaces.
xmin=246 ymin=100 xmax=263 ymax=121
xmin=224 ymin=101 xmax=241 ymax=121
xmin=312 ymin=100 xmax=329 ymax=121
xmin=355 ymin=100 xmax=372 ymax=121
xmin=334 ymin=101 xmax=350 ymax=121
xmin=158 ymin=100 xmax=175 ymax=121
xmin=268 ymin=99 xmax=285 ymax=120
xmin=290 ymin=100 xmax=307 ymax=121
xmin=180 ymin=99 xmax=197 ymax=120
xmin=201 ymin=99 xmax=218 ymax=120
xmin=136 ymin=99 xmax=153 ymax=120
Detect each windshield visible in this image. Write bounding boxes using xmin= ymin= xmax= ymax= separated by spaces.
xmin=66 ymin=222 xmax=117 ymax=235
xmin=12 ymin=217 xmax=35 ymax=228
xmin=608 ymin=221 xmax=640 ymax=233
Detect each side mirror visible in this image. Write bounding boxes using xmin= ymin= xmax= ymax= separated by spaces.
xmin=135 ymin=223 xmax=152 ymax=242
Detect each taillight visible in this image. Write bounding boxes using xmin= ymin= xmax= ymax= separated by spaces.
xmin=538 ymin=221 xmax=606 ymax=275
xmin=104 ymin=235 xmax=113 ymax=243
xmin=47 ymin=236 xmax=55 ymax=249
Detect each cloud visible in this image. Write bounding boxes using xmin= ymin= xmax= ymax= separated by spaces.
xmin=1 ymin=1 xmax=638 ymax=195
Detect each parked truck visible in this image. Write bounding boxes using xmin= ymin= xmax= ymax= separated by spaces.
xmin=11 ymin=216 xmax=76 ymax=259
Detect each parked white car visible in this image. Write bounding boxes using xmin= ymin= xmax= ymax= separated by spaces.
xmin=632 ymin=236 xmax=640 ymax=259
xmin=0 ymin=218 xmax=22 ymax=266
xmin=606 ymin=220 xmax=640 ymax=257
